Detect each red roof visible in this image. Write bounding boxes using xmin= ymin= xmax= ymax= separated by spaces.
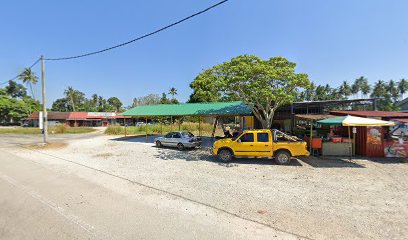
xmin=27 ymin=112 xmax=70 ymax=120
xmin=67 ymin=112 xmax=88 ymax=120
xmin=391 ymin=118 xmax=408 ymax=123
xmin=27 ymin=112 xmax=129 ymax=120
xmin=330 ymin=110 xmax=408 ymax=118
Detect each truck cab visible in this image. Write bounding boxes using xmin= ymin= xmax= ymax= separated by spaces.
xmin=212 ymin=129 xmax=309 ymax=165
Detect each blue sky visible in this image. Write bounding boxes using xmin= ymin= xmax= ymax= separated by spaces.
xmin=1 ymin=0 xmax=407 ymax=107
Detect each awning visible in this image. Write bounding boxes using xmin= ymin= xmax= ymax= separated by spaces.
xmin=317 ymin=115 xmax=395 ymax=127
xmin=295 ymin=114 xmax=338 ymax=120
xmin=121 ymin=101 xmax=253 ymax=117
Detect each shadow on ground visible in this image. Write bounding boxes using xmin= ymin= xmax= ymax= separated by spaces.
xmin=109 ymin=136 xmax=407 ymax=168
xmin=299 ymin=156 xmax=366 ymax=168
xmin=153 ymin=146 xmax=302 ymax=167
xmin=110 ymin=135 xmax=217 ymax=148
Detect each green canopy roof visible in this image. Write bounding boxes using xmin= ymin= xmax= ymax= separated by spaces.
xmin=317 ymin=116 xmax=347 ymax=126
xmin=121 ymin=101 xmax=253 ymax=117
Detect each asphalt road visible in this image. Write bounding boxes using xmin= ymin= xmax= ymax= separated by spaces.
xmin=0 ymin=135 xmax=298 ymax=240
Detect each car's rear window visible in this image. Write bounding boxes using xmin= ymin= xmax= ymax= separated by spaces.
xmin=181 ymin=132 xmax=194 ymax=137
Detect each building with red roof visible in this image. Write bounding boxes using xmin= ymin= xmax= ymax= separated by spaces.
xmin=26 ymin=112 xmax=132 ymax=127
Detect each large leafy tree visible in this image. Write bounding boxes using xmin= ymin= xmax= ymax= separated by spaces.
xmin=51 ymin=98 xmax=70 ymax=112
xmin=107 ymin=97 xmax=123 ymax=112
xmin=189 ymin=55 xmax=310 ymax=128
xmin=18 ymin=68 xmax=38 ymax=99
xmin=5 ymin=80 xmax=27 ymax=98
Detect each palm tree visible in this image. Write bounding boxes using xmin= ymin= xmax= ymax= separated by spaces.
xmin=387 ymin=80 xmax=400 ymax=102
xmin=64 ymin=86 xmax=77 ymax=126
xmin=168 ymin=87 xmax=177 ymax=99
xmin=398 ymin=79 xmax=408 ymax=100
xmin=18 ymin=68 xmax=38 ymax=99
xmin=370 ymin=80 xmax=387 ymax=98
xmin=352 ymin=76 xmax=366 ymax=98
xmin=360 ymin=78 xmax=371 ymax=98
xmin=338 ymin=81 xmax=352 ymax=99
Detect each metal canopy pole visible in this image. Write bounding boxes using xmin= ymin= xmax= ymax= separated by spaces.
xmin=124 ymin=118 xmax=127 ymax=137
xmin=198 ymin=116 xmax=202 ymax=136
xmin=309 ymin=120 xmax=313 ymax=153
xmin=348 ymin=126 xmax=352 ymax=160
xmin=145 ymin=116 xmax=148 ymax=143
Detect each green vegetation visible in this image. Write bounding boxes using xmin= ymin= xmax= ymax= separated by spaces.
xmin=189 ymin=55 xmax=310 ymax=128
xmin=294 ymin=77 xmax=408 ymax=111
xmin=0 ymin=81 xmax=40 ymax=123
xmin=52 ymin=87 xmax=124 ymax=112
xmin=0 ymin=125 xmax=95 ymax=134
xmin=105 ymin=122 xmax=214 ymax=136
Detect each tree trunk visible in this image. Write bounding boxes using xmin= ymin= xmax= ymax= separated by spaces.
xmin=252 ymin=107 xmax=275 ymax=129
xmin=29 ymin=83 xmax=35 ymax=100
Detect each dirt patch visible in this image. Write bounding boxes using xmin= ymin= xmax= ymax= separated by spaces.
xmin=23 ymin=142 xmax=67 ymax=150
xmin=93 ymin=153 xmax=114 ymax=159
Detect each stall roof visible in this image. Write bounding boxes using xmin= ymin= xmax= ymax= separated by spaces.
xmin=391 ymin=118 xmax=408 ymax=123
xmin=121 ymin=101 xmax=253 ymax=117
xmin=317 ymin=115 xmax=395 ymax=126
xmin=295 ymin=114 xmax=338 ymax=120
xmin=330 ymin=110 xmax=408 ymax=118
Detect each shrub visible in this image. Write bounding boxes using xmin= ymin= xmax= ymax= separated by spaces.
xmin=52 ymin=124 xmax=68 ymax=134
xmin=105 ymin=125 xmax=123 ymax=135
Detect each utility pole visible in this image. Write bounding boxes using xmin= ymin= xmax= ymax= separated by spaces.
xmin=41 ymin=55 xmax=48 ymax=143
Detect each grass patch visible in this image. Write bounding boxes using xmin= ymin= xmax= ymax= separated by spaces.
xmin=0 ymin=125 xmax=95 ymax=134
xmin=105 ymin=122 xmax=217 ymax=136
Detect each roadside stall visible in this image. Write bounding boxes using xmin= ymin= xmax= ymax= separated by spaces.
xmin=293 ymin=114 xmax=338 ymax=155
xmin=317 ymin=116 xmax=395 ymax=157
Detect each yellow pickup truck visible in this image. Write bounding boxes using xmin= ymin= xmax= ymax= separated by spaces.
xmin=212 ymin=129 xmax=309 ymax=165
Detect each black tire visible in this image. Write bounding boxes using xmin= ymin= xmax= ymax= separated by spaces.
xmin=156 ymin=140 xmax=162 ymax=148
xmin=274 ymin=150 xmax=291 ymax=165
xmin=218 ymin=149 xmax=233 ymax=163
xmin=177 ymin=143 xmax=184 ymax=151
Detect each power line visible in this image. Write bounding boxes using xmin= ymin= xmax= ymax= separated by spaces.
xmin=0 ymin=58 xmax=41 ymax=86
xmin=45 ymin=0 xmax=230 ymax=61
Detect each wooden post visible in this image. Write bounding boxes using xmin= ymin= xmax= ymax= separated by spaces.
xmin=145 ymin=117 xmax=148 ymax=143
xmin=353 ymin=128 xmax=356 ymax=156
xmin=160 ymin=121 xmax=163 ymax=135
xmin=170 ymin=116 xmax=173 ymax=131
xmin=348 ymin=126 xmax=352 ymax=160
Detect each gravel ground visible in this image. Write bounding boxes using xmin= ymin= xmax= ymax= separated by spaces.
xmin=7 ymin=134 xmax=408 ymax=239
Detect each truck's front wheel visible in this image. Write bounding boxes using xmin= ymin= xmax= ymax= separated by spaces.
xmin=218 ymin=149 xmax=232 ymax=163
xmin=275 ymin=151 xmax=291 ymax=165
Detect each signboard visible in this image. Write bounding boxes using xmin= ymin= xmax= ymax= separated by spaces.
xmin=384 ymin=140 xmax=408 ymax=157
xmin=352 ymin=127 xmax=357 ymax=134
xmin=39 ymin=111 xmax=43 ymax=129
xmin=87 ymin=112 xmax=116 ymax=117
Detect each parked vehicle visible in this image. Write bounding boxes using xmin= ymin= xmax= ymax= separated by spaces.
xmin=212 ymin=129 xmax=309 ymax=165
xmin=154 ymin=131 xmax=202 ymax=150
xmin=135 ymin=122 xmax=146 ymax=127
